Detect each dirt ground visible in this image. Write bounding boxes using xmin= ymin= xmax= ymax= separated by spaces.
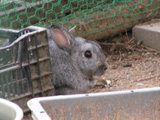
xmin=90 ymin=32 xmax=160 ymax=93
xmin=24 ymin=30 xmax=160 ymax=120
xmin=91 ymin=48 xmax=160 ymax=93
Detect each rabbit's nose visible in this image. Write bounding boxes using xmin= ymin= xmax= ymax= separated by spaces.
xmin=103 ymin=60 xmax=108 ymax=71
xmin=103 ymin=65 xmax=107 ymax=71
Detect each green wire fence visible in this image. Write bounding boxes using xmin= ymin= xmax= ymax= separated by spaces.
xmin=0 ymin=0 xmax=160 ymax=39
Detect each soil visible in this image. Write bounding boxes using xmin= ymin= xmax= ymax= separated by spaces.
xmin=24 ymin=113 xmax=32 ymax=120
xmin=24 ymin=28 xmax=160 ymax=120
xmin=90 ymin=32 xmax=160 ymax=93
xmin=90 ymin=49 xmax=160 ymax=93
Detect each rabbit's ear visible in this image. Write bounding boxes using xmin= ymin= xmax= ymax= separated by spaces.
xmin=49 ymin=24 xmax=73 ymax=50
xmin=51 ymin=29 xmax=71 ymax=48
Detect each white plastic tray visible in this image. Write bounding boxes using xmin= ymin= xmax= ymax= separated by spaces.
xmin=28 ymin=87 xmax=160 ymax=120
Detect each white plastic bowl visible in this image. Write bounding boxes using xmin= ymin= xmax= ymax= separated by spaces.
xmin=0 ymin=98 xmax=23 ymax=120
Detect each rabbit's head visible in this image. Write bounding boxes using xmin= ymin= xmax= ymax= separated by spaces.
xmin=72 ymin=37 xmax=107 ymax=80
xmin=49 ymin=24 xmax=107 ymax=82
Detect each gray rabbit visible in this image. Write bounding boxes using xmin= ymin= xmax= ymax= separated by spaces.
xmin=47 ymin=24 xmax=107 ymax=95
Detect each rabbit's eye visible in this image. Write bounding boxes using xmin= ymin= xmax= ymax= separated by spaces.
xmin=84 ymin=50 xmax=92 ymax=58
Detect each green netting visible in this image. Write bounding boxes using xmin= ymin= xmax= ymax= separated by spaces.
xmin=0 ymin=0 xmax=160 ymax=38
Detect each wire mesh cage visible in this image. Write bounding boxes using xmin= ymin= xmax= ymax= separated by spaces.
xmin=0 ymin=26 xmax=54 ymax=112
xmin=0 ymin=0 xmax=160 ymax=40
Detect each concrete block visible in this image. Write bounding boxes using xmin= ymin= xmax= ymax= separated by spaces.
xmin=132 ymin=22 xmax=160 ymax=51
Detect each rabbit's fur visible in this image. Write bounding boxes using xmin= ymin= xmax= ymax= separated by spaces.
xmin=47 ymin=25 xmax=107 ymax=95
